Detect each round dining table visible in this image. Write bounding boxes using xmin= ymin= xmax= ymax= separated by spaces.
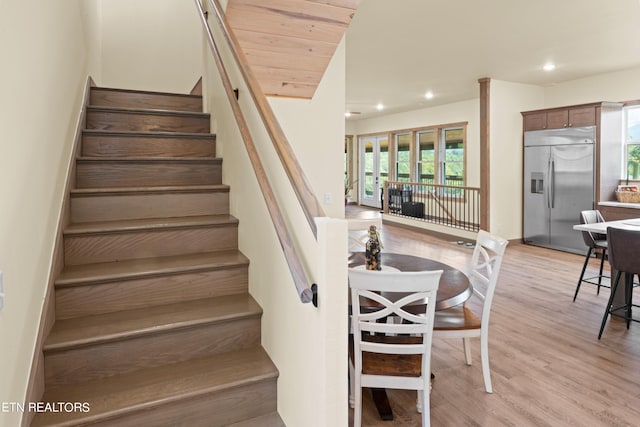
xmin=349 ymin=252 xmax=473 ymax=310
xmin=348 ymin=251 xmax=473 ymax=421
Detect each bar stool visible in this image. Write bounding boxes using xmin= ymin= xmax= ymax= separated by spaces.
xmin=573 ymin=210 xmax=609 ymax=302
xmin=598 ymin=227 xmax=640 ymax=339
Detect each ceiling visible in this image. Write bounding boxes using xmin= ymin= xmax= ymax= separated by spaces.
xmin=345 ymin=0 xmax=640 ymax=120
xmin=226 ymin=0 xmax=360 ymax=98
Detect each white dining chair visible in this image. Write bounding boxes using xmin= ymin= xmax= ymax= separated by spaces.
xmin=347 ymin=217 xmax=383 ymax=253
xmin=349 ymin=268 xmax=442 ymax=427
xmin=433 ymin=230 xmax=508 ymax=393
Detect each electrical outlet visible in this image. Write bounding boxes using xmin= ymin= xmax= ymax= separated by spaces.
xmin=0 ymin=271 xmax=4 ymax=310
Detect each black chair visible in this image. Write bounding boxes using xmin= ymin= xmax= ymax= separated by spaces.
xmin=598 ymin=227 xmax=640 ymax=339
xmin=573 ymin=210 xmax=609 ymax=302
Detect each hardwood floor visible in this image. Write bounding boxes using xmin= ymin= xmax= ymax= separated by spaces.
xmin=346 ymin=205 xmax=640 ymax=426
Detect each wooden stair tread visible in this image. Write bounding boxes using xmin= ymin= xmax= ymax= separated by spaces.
xmin=64 ymin=214 xmax=238 ymax=235
xmin=226 ymin=412 xmax=286 ymax=427
xmin=87 ymin=104 xmax=210 ymax=118
xmin=70 ymin=184 xmax=229 ymax=196
xmin=32 ymin=347 xmax=277 ymax=426
xmin=56 ymin=250 xmax=247 ymax=286
xmin=76 ymin=156 xmax=222 ymax=163
xmin=44 ymin=294 xmax=261 ymax=351
xmin=91 ymin=86 xmax=202 ymax=100
xmin=36 ymin=82 xmax=278 ymax=425
xmin=82 ymin=129 xmax=215 ymax=139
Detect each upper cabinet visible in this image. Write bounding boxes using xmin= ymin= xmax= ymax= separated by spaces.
xmin=522 ymin=105 xmax=597 ymax=131
xmin=522 ymin=102 xmax=623 ymax=202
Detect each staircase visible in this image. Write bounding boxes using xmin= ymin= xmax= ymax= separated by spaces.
xmin=32 ymin=86 xmax=284 ymax=426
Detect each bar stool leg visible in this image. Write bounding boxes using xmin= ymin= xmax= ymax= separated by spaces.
xmin=574 ymin=247 xmax=593 ymax=302
xmin=626 ymin=273 xmax=633 ymax=329
xmin=599 ymin=271 xmax=622 ymax=339
xmin=597 ymin=248 xmax=606 ymax=295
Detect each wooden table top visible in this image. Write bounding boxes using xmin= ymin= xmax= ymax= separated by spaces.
xmin=348 ymin=252 xmax=472 ymax=310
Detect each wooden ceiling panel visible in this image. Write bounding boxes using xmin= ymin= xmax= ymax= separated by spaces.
xmin=227 ymin=0 xmax=361 ymax=99
xmin=230 ymin=0 xmax=356 ymax=29
xmin=306 ymin=0 xmax=361 ymax=9
xmin=252 ymin=64 xmax=324 ymax=98
xmin=227 ymin=7 xmax=348 ymax=44
xmin=244 ymin=48 xmax=333 ymax=73
xmin=233 ymin=29 xmax=337 ymax=58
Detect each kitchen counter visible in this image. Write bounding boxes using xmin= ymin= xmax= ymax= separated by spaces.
xmin=599 ymin=201 xmax=640 ymax=209
xmin=598 ymin=201 xmax=640 ymax=221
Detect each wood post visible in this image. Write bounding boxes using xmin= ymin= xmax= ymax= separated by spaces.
xmin=478 ymin=77 xmax=491 ymax=232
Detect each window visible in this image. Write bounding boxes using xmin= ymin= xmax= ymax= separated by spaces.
xmin=441 ymin=127 xmax=465 ymax=187
xmin=417 ymin=130 xmax=435 ymax=184
xmin=395 ymin=133 xmax=411 ymax=182
xmin=625 ymin=105 xmax=640 ymax=180
xmin=415 ymin=125 xmax=465 ymax=190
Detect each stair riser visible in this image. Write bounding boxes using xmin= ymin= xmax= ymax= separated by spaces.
xmin=56 ymin=266 xmax=249 ymax=319
xmin=76 ymin=161 xmax=222 ymax=188
xmin=71 ymin=191 xmax=229 ymax=223
xmin=44 ymin=317 xmax=262 ymax=386
xmin=86 ymin=110 xmax=210 ymax=133
xmin=83 ymin=134 xmax=215 ymax=157
xmin=87 ymin=380 xmax=277 ymax=427
xmin=90 ymin=89 xmax=203 ymax=112
xmin=64 ymin=226 xmax=238 ymax=266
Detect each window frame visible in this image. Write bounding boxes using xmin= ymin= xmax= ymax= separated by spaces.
xmin=394 ymin=132 xmax=412 ymax=183
xmin=413 ymin=123 xmax=467 ymax=191
xmin=439 ymin=125 xmax=466 ymax=189
xmin=624 ymin=104 xmax=640 ymax=181
xmin=416 ymin=128 xmax=437 ymax=185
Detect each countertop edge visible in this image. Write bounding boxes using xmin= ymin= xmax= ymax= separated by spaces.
xmin=598 ymin=201 xmax=640 ymax=209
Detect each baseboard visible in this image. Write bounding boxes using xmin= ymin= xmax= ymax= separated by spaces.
xmin=21 ymin=76 xmax=92 ymax=427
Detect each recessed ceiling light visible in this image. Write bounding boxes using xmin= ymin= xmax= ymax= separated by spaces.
xmin=425 ymin=91 xmax=434 ymax=99
xmin=376 ymin=103 xmax=384 ymax=111
xmin=543 ymin=63 xmax=556 ymax=71
xmin=345 ymin=111 xmax=351 ymax=117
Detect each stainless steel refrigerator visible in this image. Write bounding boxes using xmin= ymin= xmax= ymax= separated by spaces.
xmin=523 ymin=126 xmax=595 ymax=253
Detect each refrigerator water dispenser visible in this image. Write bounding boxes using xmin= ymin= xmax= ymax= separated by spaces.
xmin=530 ymin=172 xmax=544 ymax=194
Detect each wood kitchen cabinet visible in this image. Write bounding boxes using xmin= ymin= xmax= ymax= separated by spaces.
xmin=599 ymin=203 xmax=640 ymax=221
xmin=523 ymin=105 xmax=597 ymax=131
xmin=522 ymin=102 xmax=623 ymax=208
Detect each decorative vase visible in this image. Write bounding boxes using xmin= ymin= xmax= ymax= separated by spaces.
xmin=365 ymin=225 xmax=382 ymax=270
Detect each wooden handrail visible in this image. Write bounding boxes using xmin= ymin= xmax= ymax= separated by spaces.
xmin=194 ymin=0 xmax=315 ymax=304
xmin=206 ymin=0 xmax=326 ymax=238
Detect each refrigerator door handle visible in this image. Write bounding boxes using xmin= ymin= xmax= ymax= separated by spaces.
xmin=547 ymin=157 xmax=552 ymax=209
xmin=550 ymin=158 xmax=556 ymax=209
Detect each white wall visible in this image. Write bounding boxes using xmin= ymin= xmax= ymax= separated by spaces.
xmin=98 ymin=0 xmax=203 ymax=93
xmin=544 ymin=66 xmax=640 ymax=107
xmin=0 ymin=1 xmax=90 ymax=425
xmin=202 ymin=15 xmax=348 ymax=423
xmin=489 ymin=80 xmax=544 ymax=239
xmin=82 ymin=0 xmax=103 ymax=84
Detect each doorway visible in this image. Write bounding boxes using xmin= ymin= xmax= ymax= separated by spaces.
xmin=359 ymin=134 xmax=389 ymax=208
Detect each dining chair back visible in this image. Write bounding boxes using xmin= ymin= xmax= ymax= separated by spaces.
xmin=348 ymin=218 xmax=383 ymax=253
xmin=433 ymin=229 xmax=508 ymax=393
xmin=349 ymin=268 xmax=443 ymax=427
xmin=598 ymin=227 xmax=640 ymax=338
xmin=574 ymin=209 xmax=609 ymax=301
